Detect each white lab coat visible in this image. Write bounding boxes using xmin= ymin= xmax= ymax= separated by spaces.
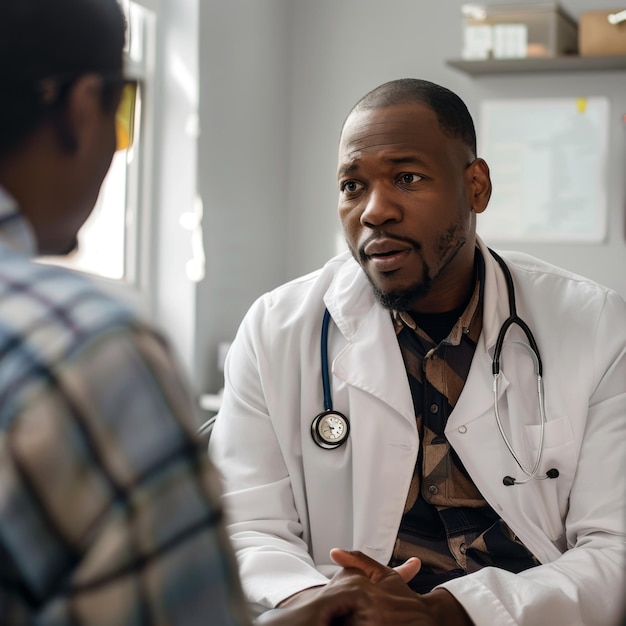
xmin=210 ymin=238 xmax=626 ymax=625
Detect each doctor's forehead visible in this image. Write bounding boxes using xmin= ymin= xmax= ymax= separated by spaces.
xmin=337 ymin=104 xmax=444 ymax=163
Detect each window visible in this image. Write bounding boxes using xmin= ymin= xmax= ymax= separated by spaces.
xmin=40 ymin=0 xmax=203 ymax=375
xmin=41 ymin=0 xmax=156 ymax=301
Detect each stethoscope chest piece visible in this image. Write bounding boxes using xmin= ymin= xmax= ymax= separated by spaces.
xmin=311 ymin=410 xmax=350 ymax=449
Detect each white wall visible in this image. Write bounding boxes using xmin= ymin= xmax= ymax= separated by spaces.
xmin=194 ymin=0 xmax=626 ymax=393
xmin=195 ymin=0 xmax=292 ymax=391
xmin=152 ymin=0 xmax=200 ymax=383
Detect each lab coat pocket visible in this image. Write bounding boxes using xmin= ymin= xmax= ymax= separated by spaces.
xmin=522 ymin=416 xmax=574 ymax=542
xmin=523 ymin=416 xmax=574 ymax=451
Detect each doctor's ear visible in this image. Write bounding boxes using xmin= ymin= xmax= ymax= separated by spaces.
xmin=466 ymin=157 xmax=492 ymax=215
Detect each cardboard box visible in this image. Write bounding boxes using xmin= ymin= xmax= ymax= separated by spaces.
xmin=462 ymin=3 xmax=578 ymax=59
xmin=579 ymin=10 xmax=626 ymax=56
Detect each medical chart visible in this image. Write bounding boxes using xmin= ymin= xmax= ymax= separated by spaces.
xmin=478 ymin=97 xmax=609 ymax=243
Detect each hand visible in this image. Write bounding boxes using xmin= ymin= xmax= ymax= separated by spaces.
xmin=330 ymin=548 xmax=421 ymax=584
xmin=330 ymin=550 xmax=473 ymax=626
xmin=277 ymin=550 xmax=472 ymax=625
xmin=277 ymin=550 xmax=420 ymax=609
xmin=256 ymin=585 xmax=373 ymax=626
xmin=279 ymin=550 xmax=432 ymax=625
xmin=330 ymin=549 xmax=435 ymax=625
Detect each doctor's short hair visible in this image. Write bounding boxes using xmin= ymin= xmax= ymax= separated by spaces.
xmin=344 ymin=78 xmax=477 ymax=157
xmin=0 ymin=0 xmax=126 ymax=160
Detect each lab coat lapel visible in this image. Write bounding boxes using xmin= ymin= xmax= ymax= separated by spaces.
xmin=334 ymin=314 xmax=416 ymax=424
xmin=447 ymin=342 xmax=503 ymax=430
xmin=323 ymin=260 xmax=421 ymax=561
xmin=333 ymin=305 xmax=419 ymax=561
xmin=448 ymin=238 xmax=513 ymax=429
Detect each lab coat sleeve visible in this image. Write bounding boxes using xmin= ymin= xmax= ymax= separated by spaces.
xmin=209 ymin=295 xmax=329 ymax=612
xmin=439 ymin=290 xmax=626 ymax=626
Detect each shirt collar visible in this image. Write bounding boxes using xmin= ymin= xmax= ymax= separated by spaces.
xmin=0 ymin=185 xmax=38 ymax=257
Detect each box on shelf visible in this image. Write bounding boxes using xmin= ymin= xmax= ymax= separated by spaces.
xmin=462 ymin=3 xmax=578 ymax=60
xmin=579 ymin=9 xmax=626 ymax=56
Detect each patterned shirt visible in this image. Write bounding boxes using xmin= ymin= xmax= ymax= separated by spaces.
xmin=389 ymin=251 xmax=539 ymax=593
xmin=0 ymin=188 xmax=250 ymax=625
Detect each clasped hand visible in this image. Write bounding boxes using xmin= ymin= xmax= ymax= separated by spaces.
xmin=265 ymin=548 xmax=471 ymax=626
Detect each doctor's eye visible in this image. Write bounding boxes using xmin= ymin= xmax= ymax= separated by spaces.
xmin=340 ymin=180 xmax=364 ymax=194
xmin=398 ymin=173 xmax=423 ymax=185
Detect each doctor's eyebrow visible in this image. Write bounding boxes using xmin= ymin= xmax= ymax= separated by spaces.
xmin=337 ymin=163 xmax=360 ymax=179
xmin=337 ymin=155 xmax=429 ymax=180
xmin=385 ymin=155 xmax=427 ymax=166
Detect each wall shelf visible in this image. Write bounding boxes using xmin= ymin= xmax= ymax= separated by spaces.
xmin=446 ymin=55 xmax=626 ymax=75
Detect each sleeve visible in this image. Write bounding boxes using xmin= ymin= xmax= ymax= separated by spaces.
xmin=438 ymin=291 xmax=626 ymax=626
xmin=209 ymin=297 xmax=329 ymax=614
xmin=0 ymin=325 xmax=251 ymax=626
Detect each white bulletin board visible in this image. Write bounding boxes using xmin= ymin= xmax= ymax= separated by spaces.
xmin=478 ymin=97 xmax=609 ymax=243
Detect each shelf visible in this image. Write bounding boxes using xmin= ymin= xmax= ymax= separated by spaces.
xmin=446 ymin=55 xmax=626 ymax=75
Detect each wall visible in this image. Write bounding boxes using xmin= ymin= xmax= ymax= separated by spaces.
xmin=195 ymin=0 xmax=292 ymax=391
xmin=195 ymin=0 xmax=626 ymax=393
xmin=152 ymin=0 xmax=199 ymax=382
xmin=286 ymin=0 xmax=626 ymax=288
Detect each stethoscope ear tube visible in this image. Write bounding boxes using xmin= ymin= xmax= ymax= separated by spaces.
xmin=503 ymin=468 xmax=559 ymax=486
xmin=490 ymin=249 xmax=543 ymax=377
xmin=489 ymin=248 xmax=556 ymax=486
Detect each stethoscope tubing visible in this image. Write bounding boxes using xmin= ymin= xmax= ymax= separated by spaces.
xmin=321 ymin=308 xmax=333 ymax=412
xmin=316 ymin=249 xmax=558 ymax=485
xmin=490 ymin=249 xmax=543 ymax=378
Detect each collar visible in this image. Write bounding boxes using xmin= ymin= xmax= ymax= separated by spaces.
xmin=0 ymin=185 xmax=38 ymax=257
xmin=325 ymin=237 xmax=511 ymax=354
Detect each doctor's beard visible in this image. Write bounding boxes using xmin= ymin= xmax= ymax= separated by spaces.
xmin=347 ymin=223 xmax=469 ymax=312
xmin=347 ymin=245 xmax=433 ymax=312
xmin=366 ymin=268 xmax=433 ymax=312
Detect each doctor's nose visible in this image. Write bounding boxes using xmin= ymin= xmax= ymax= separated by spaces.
xmin=360 ymin=187 xmax=402 ymax=228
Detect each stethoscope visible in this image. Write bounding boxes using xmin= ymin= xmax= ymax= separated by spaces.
xmin=311 ymin=248 xmax=559 ymax=487
xmin=310 ymin=308 xmax=351 ymax=449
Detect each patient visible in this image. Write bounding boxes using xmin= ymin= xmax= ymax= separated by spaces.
xmin=0 ymin=0 xmax=395 ymax=624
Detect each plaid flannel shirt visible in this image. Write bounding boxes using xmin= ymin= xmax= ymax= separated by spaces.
xmin=0 ymin=188 xmax=250 ymax=625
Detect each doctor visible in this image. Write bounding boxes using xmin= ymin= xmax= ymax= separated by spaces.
xmin=210 ymin=78 xmax=626 ymax=625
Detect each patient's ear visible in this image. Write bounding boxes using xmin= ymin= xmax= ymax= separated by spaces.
xmin=52 ymin=74 xmax=104 ymax=154
xmin=466 ymin=157 xmax=492 ymax=215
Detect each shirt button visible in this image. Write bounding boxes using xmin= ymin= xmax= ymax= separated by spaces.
xmin=460 ymin=542 xmax=467 ymax=555
xmin=431 ymin=354 xmax=438 ymax=361
xmin=458 ymin=425 xmax=467 ymax=434
xmin=430 ymin=404 xmax=439 ymax=414
xmin=428 ymin=485 xmax=438 ymax=495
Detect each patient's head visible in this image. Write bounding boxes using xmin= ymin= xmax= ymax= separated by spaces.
xmin=0 ymin=0 xmax=127 ymax=255
xmin=0 ymin=0 xmax=126 ymax=160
